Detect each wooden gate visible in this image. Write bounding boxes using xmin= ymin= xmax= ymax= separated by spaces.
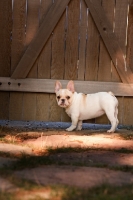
xmin=0 ymin=0 xmax=133 ymax=125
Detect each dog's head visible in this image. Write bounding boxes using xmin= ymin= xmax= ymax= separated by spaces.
xmin=55 ymin=80 xmax=75 ymax=108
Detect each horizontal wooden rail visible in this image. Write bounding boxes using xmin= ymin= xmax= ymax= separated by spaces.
xmin=0 ymin=77 xmax=133 ymax=96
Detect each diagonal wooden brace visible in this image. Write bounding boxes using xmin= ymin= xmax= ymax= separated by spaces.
xmin=11 ymin=0 xmax=71 ymax=79
xmin=85 ymin=0 xmax=133 ymax=83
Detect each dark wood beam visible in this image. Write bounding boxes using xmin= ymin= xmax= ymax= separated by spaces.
xmin=11 ymin=0 xmax=70 ymax=78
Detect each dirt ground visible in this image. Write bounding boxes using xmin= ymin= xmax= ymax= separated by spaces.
xmin=0 ymin=121 xmax=133 ymax=199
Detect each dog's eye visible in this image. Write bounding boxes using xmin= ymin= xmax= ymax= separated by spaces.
xmin=66 ymin=96 xmax=70 ymax=100
xmin=57 ymin=96 xmax=60 ymax=99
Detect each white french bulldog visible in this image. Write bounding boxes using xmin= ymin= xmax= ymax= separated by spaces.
xmin=55 ymin=80 xmax=119 ymax=133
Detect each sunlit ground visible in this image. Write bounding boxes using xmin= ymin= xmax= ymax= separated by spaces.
xmin=0 ymin=120 xmax=133 ymax=199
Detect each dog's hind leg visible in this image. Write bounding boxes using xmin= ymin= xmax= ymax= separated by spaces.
xmin=114 ymin=106 xmax=119 ymax=129
xmin=76 ymin=120 xmax=82 ymax=131
xmin=106 ymin=108 xmax=117 ymax=133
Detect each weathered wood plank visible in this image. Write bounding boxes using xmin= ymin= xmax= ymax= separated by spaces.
xmin=85 ymin=1 xmax=99 ymax=81
xmin=96 ymin=0 xmax=115 ymax=124
xmin=114 ymin=0 xmax=129 ymax=125
xmin=85 ymin=0 xmax=100 ymax=124
xmin=127 ymin=0 xmax=133 ymax=72
xmin=115 ymin=0 xmax=133 ymax=126
xmin=0 ymin=0 xmax=11 ymax=119
xmin=22 ymin=0 xmax=40 ymax=121
xmin=63 ymin=0 xmax=80 ymax=121
xmin=84 ymin=0 xmax=133 ymax=83
xmin=11 ymin=0 xmax=71 ymax=79
xmin=1 ymin=77 xmax=133 ymax=96
xmin=64 ymin=0 xmax=80 ymax=80
xmin=0 ymin=0 xmax=11 ymax=77
xmin=123 ymin=97 xmax=133 ymax=125
xmin=97 ymin=0 xmax=115 ymax=82
xmin=78 ymin=0 xmax=87 ymax=80
xmin=36 ymin=0 xmax=53 ymax=122
xmin=9 ymin=0 xmax=26 ymax=120
xmin=50 ymin=9 xmax=66 ymax=122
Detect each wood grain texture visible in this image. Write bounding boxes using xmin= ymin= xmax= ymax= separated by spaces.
xmin=121 ymin=0 xmax=133 ymax=125
xmin=85 ymin=4 xmax=99 ymax=81
xmin=97 ymin=0 xmax=115 ymax=82
xmin=78 ymin=0 xmax=87 ymax=80
xmin=0 ymin=0 xmax=11 ymax=77
xmin=9 ymin=0 xmax=26 ymax=120
xmin=113 ymin=0 xmax=129 ymax=125
xmin=0 ymin=0 xmax=11 ymax=119
xmin=11 ymin=0 xmax=71 ymax=79
xmin=11 ymin=0 xmax=26 ymax=74
xmin=85 ymin=0 xmax=100 ymax=124
xmin=84 ymin=0 xmax=133 ymax=83
xmin=22 ymin=0 xmax=40 ymax=121
xmin=50 ymin=10 xmax=66 ymax=122
xmin=96 ymin=0 xmax=115 ymax=124
xmin=1 ymin=77 xmax=133 ymax=96
xmin=123 ymin=97 xmax=133 ymax=125
xmin=64 ymin=0 xmax=80 ymax=80
xmin=127 ymin=0 xmax=133 ymax=72
xmin=63 ymin=0 xmax=80 ymax=121
xmin=36 ymin=0 xmax=53 ymax=121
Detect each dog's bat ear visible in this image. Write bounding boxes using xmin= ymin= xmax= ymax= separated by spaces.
xmin=67 ymin=80 xmax=75 ymax=93
xmin=55 ymin=81 xmax=62 ymax=93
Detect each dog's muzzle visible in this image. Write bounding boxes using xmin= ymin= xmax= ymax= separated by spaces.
xmin=59 ymin=99 xmax=66 ymax=107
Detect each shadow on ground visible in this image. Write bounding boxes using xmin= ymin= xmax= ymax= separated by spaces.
xmin=0 ymin=120 xmax=133 ymax=199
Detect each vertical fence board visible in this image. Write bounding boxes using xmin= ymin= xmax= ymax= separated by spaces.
xmin=123 ymin=97 xmax=133 ymax=125
xmin=127 ymin=1 xmax=133 ymax=72
xmin=10 ymin=0 xmax=26 ymax=120
xmin=123 ymin=0 xmax=133 ymax=125
xmin=96 ymin=0 xmax=115 ymax=124
xmin=85 ymin=10 xmax=99 ymax=81
xmin=62 ymin=0 xmax=80 ymax=122
xmin=78 ymin=0 xmax=87 ymax=80
xmin=0 ymin=0 xmax=11 ymax=119
xmin=22 ymin=0 xmax=40 ymax=121
xmin=50 ymin=12 xmax=66 ymax=122
xmin=64 ymin=0 xmax=79 ymax=80
xmin=97 ymin=0 xmax=115 ymax=82
xmin=85 ymin=0 xmax=100 ymax=124
xmin=114 ymin=0 xmax=130 ymax=125
xmin=36 ymin=0 xmax=53 ymax=121
xmin=0 ymin=0 xmax=11 ymax=77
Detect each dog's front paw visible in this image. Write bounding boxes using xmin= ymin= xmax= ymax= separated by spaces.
xmin=66 ymin=125 xmax=76 ymax=132
xmin=66 ymin=127 xmax=73 ymax=132
xmin=76 ymin=126 xmax=82 ymax=131
xmin=107 ymin=129 xmax=115 ymax=133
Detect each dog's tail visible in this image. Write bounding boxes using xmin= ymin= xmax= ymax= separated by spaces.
xmin=108 ymin=91 xmax=118 ymax=107
xmin=108 ymin=91 xmax=115 ymax=97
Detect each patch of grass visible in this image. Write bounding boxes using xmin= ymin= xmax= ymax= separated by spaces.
xmin=113 ymin=148 xmax=133 ymax=153
xmin=1 ymin=184 xmax=133 ymax=200
xmin=110 ymin=165 xmax=133 ymax=173
xmin=4 ymin=153 xmax=132 ymax=174
xmin=47 ymin=146 xmax=133 ymax=154
xmin=11 ymin=177 xmax=41 ymax=191
xmin=119 ymin=132 xmax=133 ymax=140
xmin=62 ymin=184 xmax=133 ymax=200
xmin=0 ymin=192 xmax=15 ymax=200
xmin=0 ymin=151 xmax=19 ymax=159
xmin=0 ymin=171 xmax=44 ymax=194
xmin=1 ymin=146 xmax=133 ymax=172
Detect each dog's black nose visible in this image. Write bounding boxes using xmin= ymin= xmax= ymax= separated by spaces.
xmin=61 ymin=99 xmax=65 ymax=103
